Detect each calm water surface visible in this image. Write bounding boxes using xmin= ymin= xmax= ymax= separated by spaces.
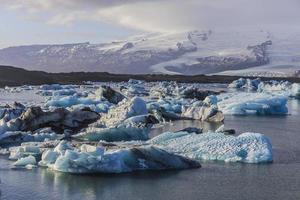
xmin=0 ymin=100 xmax=300 ymax=200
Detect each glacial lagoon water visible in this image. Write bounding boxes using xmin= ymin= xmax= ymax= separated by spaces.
xmin=0 ymin=100 xmax=300 ymax=200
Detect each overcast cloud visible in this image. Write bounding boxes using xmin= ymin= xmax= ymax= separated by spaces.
xmin=1 ymin=0 xmax=299 ymax=32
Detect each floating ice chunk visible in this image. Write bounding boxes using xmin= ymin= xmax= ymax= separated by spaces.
xmin=228 ymin=78 xmax=261 ymax=91
xmin=45 ymin=96 xmax=100 ymax=108
xmin=39 ymin=149 xmax=59 ymax=167
xmin=40 ymin=84 xmax=63 ymax=90
xmin=94 ymin=86 xmax=125 ymax=104
xmin=9 ymin=144 xmax=41 ymax=160
xmin=0 ymin=129 xmax=62 ymax=144
xmin=229 ymin=78 xmax=298 ymax=98
xmin=257 ymin=81 xmax=291 ymax=93
xmin=182 ymin=101 xmax=224 ymax=122
xmin=25 ymin=164 xmax=37 ymax=169
xmin=73 ymin=126 xmax=149 ymax=142
xmin=151 ymin=131 xmax=273 ymax=163
xmin=290 ymin=83 xmax=300 ymax=98
xmin=14 ymin=155 xmax=37 ymax=166
xmin=53 ymin=89 xmax=77 ymax=96
xmin=217 ymin=92 xmax=288 ymax=115
xmin=99 ymin=97 xmax=148 ymax=127
xmin=54 ymin=140 xmax=72 ymax=153
xmin=73 ymin=115 xmax=158 ymax=142
xmin=43 ymin=142 xmax=200 ymax=173
xmin=203 ymin=95 xmax=218 ymax=105
xmin=179 ymin=86 xmax=220 ymax=100
xmin=0 ymin=102 xmax=25 ymax=122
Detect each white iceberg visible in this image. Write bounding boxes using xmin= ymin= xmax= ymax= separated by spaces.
xmin=9 ymin=144 xmax=41 ymax=160
xmin=98 ymin=97 xmax=148 ymax=127
xmin=39 ymin=141 xmax=200 ymax=173
xmin=228 ymin=78 xmax=261 ymax=91
xmin=182 ymin=101 xmax=224 ymax=122
xmin=217 ymin=92 xmax=288 ymax=115
xmin=14 ymin=155 xmax=37 ymax=166
xmin=290 ymin=83 xmax=300 ymax=98
xmin=45 ymin=96 xmax=101 ymax=108
xmin=73 ymin=115 xmax=158 ymax=142
xmin=151 ymin=131 xmax=273 ymax=163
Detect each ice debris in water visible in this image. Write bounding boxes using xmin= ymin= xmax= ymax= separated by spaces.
xmin=150 ymin=131 xmax=273 ymax=163
xmin=14 ymin=155 xmax=37 ymax=166
xmin=228 ymin=78 xmax=261 ymax=91
xmin=73 ymin=97 xmax=158 ymax=142
xmin=73 ymin=115 xmax=158 ymax=142
xmin=45 ymin=96 xmax=101 ymax=108
xmin=291 ymin=83 xmax=300 ymax=98
xmin=182 ymin=99 xmax=224 ymax=122
xmin=217 ymin=92 xmax=288 ymax=115
xmin=9 ymin=144 xmax=41 ymax=160
xmin=228 ymin=78 xmax=300 ymax=98
xmin=39 ymin=141 xmax=200 ymax=173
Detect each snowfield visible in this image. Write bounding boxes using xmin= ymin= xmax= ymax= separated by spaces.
xmin=1 ymin=26 xmax=299 ymax=76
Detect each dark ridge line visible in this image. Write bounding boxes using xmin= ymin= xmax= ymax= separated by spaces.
xmin=1 ymin=65 xmax=300 ymax=87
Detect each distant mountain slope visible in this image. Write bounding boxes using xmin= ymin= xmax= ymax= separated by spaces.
xmin=0 ymin=28 xmax=299 ymax=76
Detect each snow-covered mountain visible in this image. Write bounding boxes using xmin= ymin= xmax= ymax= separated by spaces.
xmin=0 ymin=28 xmax=299 ymax=76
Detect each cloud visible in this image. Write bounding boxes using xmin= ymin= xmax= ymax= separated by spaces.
xmin=1 ymin=0 xmax=300 ymax=32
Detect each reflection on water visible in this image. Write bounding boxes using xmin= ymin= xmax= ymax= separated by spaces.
xmin=0 ymin=100 xmax=300 ymax=200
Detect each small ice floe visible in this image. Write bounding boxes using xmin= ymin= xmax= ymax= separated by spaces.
xmin=14 ymin=155 xmax=37 ymax=167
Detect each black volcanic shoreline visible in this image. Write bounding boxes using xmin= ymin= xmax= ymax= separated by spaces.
xmin=1 ymin=65 xmax=300 ymax=87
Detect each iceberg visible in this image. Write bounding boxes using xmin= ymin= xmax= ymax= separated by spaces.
xmin=99 ymin=97 xmax=148 ymax=127
xmin=182 ymin=100 xmax=224 ymax=122
xmin=95 ymin=86 xmax=125 ymax=104
xmin=151 ymin=131 xmax=273 ymax=163
xmin=74 ymin=115 xmax=158 ymax=142
xmin=0 ymin=102 xmax=25 ymax=122
xmin=14 ymin=155 xmax=37 ymax=166
xmin=45 ymin=96 xmax=100 ymax=108
xmin=73 ymin=98 xmax=157 ymax=142
xmin=9 ymin=144 xmax=41 ymax=160
xmin=217 ymin=92 xmax=288 ymax=115
xmin=228 ymin=78 xmax=300 ymax=99
xmin=39 ymin=141 xmax=200 ymax=173
xmin=290 ymin=83 xmax=300 ymax=98
xmin=228 ymin=78 xmax=261 ymax=91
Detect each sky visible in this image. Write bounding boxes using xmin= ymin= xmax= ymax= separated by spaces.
xmin=0 ymin=0 xmax=299 ymax=48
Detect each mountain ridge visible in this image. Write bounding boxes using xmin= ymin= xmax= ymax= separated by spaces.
xmin=0 ymin=29 xmax=299 ymax=76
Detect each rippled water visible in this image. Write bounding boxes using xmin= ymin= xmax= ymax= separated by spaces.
xmin=0 ymin=100 xmax=300 ymax=200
